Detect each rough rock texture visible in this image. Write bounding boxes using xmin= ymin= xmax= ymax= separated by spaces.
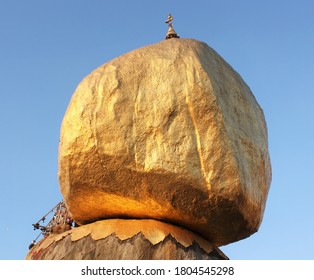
xmin=59 ymin=38 xmax=271 ymax=246
xmin=26 ymin=219 xmax=227 ymax=260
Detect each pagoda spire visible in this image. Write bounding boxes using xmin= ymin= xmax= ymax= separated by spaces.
xmin=165 ymin=14 xmax=180 ymax=39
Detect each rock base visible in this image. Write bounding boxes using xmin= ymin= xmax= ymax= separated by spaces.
xmin=26 ymin=219 xmax=228 ymax=260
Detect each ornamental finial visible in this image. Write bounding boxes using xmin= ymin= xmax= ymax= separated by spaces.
xmin=165 ymin=14 xmax=180 ymax=39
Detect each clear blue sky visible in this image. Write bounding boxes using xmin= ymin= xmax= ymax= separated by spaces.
xmin=1 ymin=0 xmax=313 ymax=260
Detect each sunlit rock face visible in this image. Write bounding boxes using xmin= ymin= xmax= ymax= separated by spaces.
xmin=58 ymin=38 xmax=271 ymax=246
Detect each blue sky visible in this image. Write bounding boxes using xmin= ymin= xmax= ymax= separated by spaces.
xmin=1 ymin=0 xmax=313 ymax=260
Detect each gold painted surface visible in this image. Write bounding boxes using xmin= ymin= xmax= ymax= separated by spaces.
xmin=26 ymin=219 xmax=217 ymax=259
xmin=58 ymin=39 xmax=271 ymax=245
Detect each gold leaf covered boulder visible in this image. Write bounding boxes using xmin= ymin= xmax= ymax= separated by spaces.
xmin=58 ymin=39 xmax=271 ymax=246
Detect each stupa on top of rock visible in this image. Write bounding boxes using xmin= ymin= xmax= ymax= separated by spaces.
xmin=27 ymin=14 xmax=271 ymax=260
xmin=165 ymin=14 xmax=180 ymax=39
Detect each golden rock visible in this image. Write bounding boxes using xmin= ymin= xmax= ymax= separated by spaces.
xmin=58 ymin=39 xmax=271 ymax=246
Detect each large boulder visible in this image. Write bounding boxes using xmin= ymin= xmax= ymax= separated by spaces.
xmin=58 ymin=38 xmax=271 ymax=246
